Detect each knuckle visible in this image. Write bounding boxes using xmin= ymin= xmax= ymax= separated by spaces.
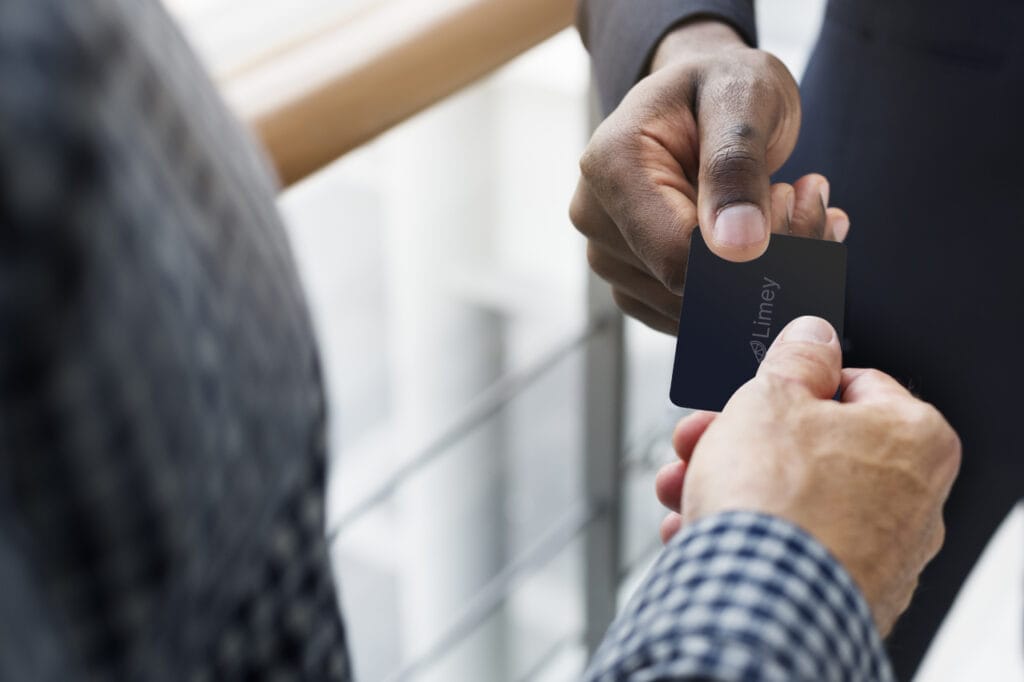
xmin=939 ymin=422 xmax=963 ymax=478
xmin=568 ymin=191 xmax=589 ymax=233
xmin=726 ymin=50 xmax=797 ymax=105
xmin=746 ymin=49 xmax=791 ymax=85
xmin=759 ymin=354 xmax=837 ymax=398
xmin=765 ymin=343 xmax=834 ymax=378
xmin=577 ymin=125 xmax=643 ymax=210
xmin=702 ymin=140 xmax=764 ymax=199
xmin=705 ymin=61 xmax=761 ymax=100
xmin=610 ymin=287 xmax=636 ymax=314
xmin=652 ymin=249 xmax=688 ymax=292
xmin=578 ymin=146 xmax=601 ymax=181
xmin=902 ymin=401 xmax=942 ymax=434
xmin=895 ymin=402 xmax=939 ymax=439
xmin=701 ymin=52 xmax=800 ymax=167
xmin=898 ymin=401 xmax=962 ymax=469
xmin=947 ymin=427 xmax=963 ymax=468
xmin=586 ymin=243 xmax=612 ymax=278
xmin=746 ymin=48 xmax=777 ymax=71
xmin=861 ymin=368 xmax=892 ymax=386
xmin=579 ymin=128 xmax=622 ymax=183
xmin=901 ymin=578 xmax=920 ymax=615
xmin=929 ymin=521 xmax=947 ymax=558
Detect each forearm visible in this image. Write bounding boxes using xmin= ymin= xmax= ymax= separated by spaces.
xmin=576 ymin=0 xmax=758 ymax=113
xmin=583 ymin=511 xmax=895 ymax=681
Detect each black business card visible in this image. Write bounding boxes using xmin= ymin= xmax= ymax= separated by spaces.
xmin=670 ymin=231 xmax=847 ymax=411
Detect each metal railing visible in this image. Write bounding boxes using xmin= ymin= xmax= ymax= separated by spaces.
xmin=324 ymin=318 xmax=674 ymax=680
xmin=210 ymin=1 xmax=652 ymax=677
xmin=326 ymin=318 xmax=612 ymax=543
xmin=327 ymin=355 xmax=675 ymax=680
xmin=386 ymin=501 xmax=600 ymax=681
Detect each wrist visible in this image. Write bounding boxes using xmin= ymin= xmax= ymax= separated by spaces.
xmin=651 ymin=19 xmax=748 ymax=72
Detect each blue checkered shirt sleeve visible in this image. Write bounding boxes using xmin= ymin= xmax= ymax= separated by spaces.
xmin=585 ymin=511 xmax=895 ymax=681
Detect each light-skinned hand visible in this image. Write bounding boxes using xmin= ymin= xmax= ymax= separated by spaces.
xmin=655 ymin=316 xmax=961 ymax=635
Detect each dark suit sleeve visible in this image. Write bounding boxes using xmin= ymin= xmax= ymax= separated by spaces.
xmin=577 ymin=0 xmax=757 ymax=113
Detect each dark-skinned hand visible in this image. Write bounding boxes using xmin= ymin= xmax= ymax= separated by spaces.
xmin=571 ymin=20 xmax=850 ymax=334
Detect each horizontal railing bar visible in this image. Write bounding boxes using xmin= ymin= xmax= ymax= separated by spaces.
xmin=619 ymin=407 xmax=692 ymax=473
xmin=515 ymin=631 xmax=583 ymax=682
xmin=383 ymin=501 xmax=601 ymax=682
xmin=327 ymin=317 xmax=611 ymax=542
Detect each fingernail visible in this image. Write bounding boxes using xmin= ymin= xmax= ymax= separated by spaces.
xmin=713 ymin=204 xmax=767 ymax=248
xmin=820 ymin=181 xmax=830 ymax=209
xmin=833 ymin=215 xmax=850 ymax=242
xmin=781 ymin=316 xmax=834 ymax=344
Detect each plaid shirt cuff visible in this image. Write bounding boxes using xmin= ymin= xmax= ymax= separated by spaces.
xmin=585 ymin=511 xmax=895 ymax=681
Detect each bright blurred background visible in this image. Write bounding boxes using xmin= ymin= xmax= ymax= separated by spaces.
xmin=162 ymin=1 xmax=1021 ymax=680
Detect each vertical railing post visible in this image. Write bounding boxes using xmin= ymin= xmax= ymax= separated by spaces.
xmin=582 ymin=274 xmax=626 ymax=656
xmin=581 ymin=80 xmax=627 ymax=656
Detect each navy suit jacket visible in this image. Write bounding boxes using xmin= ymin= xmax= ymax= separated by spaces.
xmin=576 ymin=1 xmax=1024 ymax=676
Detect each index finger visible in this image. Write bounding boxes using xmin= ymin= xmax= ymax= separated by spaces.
xmin=578 ymin=78 xmax=701 ymax=294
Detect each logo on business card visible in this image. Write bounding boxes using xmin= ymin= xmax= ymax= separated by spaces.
xmin=749 ymin=340 xmax=767 ymax=363
xmin=750 ymin=276 xmax=781 ymax=364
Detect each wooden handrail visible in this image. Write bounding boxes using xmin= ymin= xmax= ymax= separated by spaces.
xmin=224 ymin=0 xmax=576 ymax=187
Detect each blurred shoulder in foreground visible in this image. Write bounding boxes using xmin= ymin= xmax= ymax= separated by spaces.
xmin=0 ymin=1 xmax=350 ymax=679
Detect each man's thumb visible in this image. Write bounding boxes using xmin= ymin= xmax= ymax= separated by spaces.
xmin=696 ymin=115 xmax=774 ymax=262
xmin=757 ymin=316 xmax=842 ymax=400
